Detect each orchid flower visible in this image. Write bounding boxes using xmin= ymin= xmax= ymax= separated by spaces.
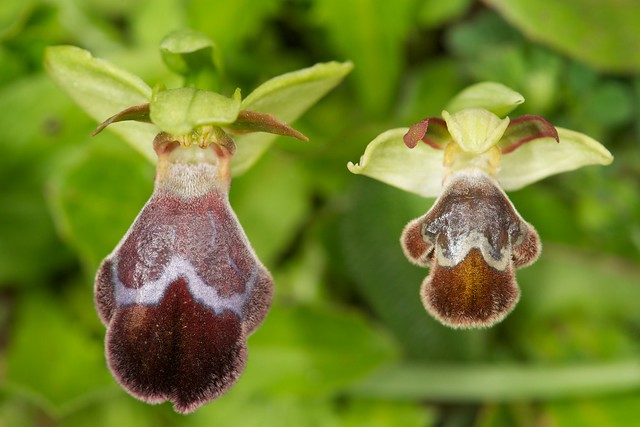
xmin=348 ymin=82 xmax=613 ymax=329
xmin=45 ymin=31 xmax=351 ymax=413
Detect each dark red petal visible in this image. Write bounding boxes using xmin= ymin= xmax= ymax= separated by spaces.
xmin=512 ymin=223 xmax=541 ymax=269
xmin=95 ymin=259 xmax=116 ymax=326
xmin=106 ymin=279 xmax=246 ymax=414
xmin=403 ymin=117 xmax=450 ymax=149
xmin=92 ymin=104 xmax=151 ymax=136
xmin=400 ymin=217 xmax=433 ymax=267
xmin=421 ymin=249 xmax=519 ymax=328
xmin=227 ymin=110 xmax=309 ymax=141
xmin=499 ymin=114 xmax=559 ymax=154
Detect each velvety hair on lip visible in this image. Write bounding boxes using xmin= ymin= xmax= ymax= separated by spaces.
xmin=401 ymin=169 xmax=540 ymax=329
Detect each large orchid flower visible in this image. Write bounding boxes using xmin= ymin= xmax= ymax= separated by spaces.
xmin=45 ymin=31 xmax=351 ymax=413
xmin=348 ymin=82 xmax=613 ymax=329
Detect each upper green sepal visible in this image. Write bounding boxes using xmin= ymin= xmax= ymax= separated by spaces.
xmin=159 ymin=29 xmax=223 ymax=90
xmin=150 ymin=87 xmax=241 ymax=136
xmin=445 ymin=81 xmax=524 ymax=116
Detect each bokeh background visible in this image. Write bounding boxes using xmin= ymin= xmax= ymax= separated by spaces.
xmin=2 ymin=0 xmax=640 ymax=426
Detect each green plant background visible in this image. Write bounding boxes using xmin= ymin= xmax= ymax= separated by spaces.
xmin=1 ymin=0 xmax=640 ymax=426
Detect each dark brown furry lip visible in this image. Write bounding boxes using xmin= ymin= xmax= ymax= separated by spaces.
xmin=401 ymin=169 xmax=540 ymax=328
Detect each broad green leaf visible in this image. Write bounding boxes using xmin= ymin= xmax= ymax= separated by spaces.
xmin=445 ymin=82 xmax=524 ymax=116
xmin=498 ymin=127 xmax=613 ymax=191
xmin=544 ymin=393 xmax=640 ymax=427
xmin=61 ymin=394 xmax=165 ymax=427
xmin=48 ymin=137 xmax=153 ymax=272
xmin=337 ymin=399 xmax=433 ymax=427
xmin=185 ymin=395 xmax=338 ymax=427
xmin=150 ymin=87 xmax=241 ymax=135
xmin=243 ymin=304 xmax=397 ymax=396
xmin=486 ymin=0 xmax=640 ymax=72
xmin=347 ymin=128 xmax=445 ymax=198
xmin=232 ymin=61 xmax=353 ymax=175
xmin=348 ymin=361 xmax=640 ymax=400
xmin=4 ymin=292 xmax=113 ymax=415
xmin=0 ymin=0 xmax=35 ymax=39
xmin=44 ymin=45 xmax=158 ymax=161
xmin=0 ymin=76 xmax=77 ymax=285
xmin=230 ymin=151 xmax=311 ymax=266
xmin=186 ymin=0 xmax=282 ymax=52
xmin=313 ymin=0 xmax=413 ymax=116
xmin=418 ymin=0 xmax=473 ymax=28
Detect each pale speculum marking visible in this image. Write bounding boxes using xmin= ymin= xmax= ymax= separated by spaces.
xmin=111 ymin=255 xmax=259 ymax=318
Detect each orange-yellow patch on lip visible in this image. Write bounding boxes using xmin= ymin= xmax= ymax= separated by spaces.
xmin=421 ymin=248 xmax=519 ymax=329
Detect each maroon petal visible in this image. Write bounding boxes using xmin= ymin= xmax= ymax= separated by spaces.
xmin=227 ymin=110 xmax=309 ymax=141
xmin=400 ymin=216 xmax=433 ymax=267
xmin=499 ymin=114 xmax=559 ymax=154
xmin=403 ymin=117 xmax=450 ymax=149
xmin=92 ymin=104 xmax=151 ymax=136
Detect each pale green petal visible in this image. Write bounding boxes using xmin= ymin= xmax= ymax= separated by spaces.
xmin=347 ymin=128 xmax=445 ymax=198
xmin=44 ymin=45 xmax=157 ymax=162
xmin=498 ymin=127 xmax=614 ymax=191
xmin=232 ymin=61 xmax=353 ymax=176
xmin=445 ymin=82 xmax=524 ymax=116
xmin=443 ymin=109 xmax=510 ymax=154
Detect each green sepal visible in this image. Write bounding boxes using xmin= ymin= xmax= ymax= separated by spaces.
xmin=445 ymin=81 xmax=524 ymax=116
xmin=150 ymin=87 xmax=241 ymax=136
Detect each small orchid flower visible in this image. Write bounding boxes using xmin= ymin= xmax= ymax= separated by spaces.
xmin=45 ymin=31 xmax=351 ymax=413
xmin=348 ymin=82 xmax=613 ymax=329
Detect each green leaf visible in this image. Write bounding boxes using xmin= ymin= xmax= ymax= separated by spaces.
xmin=150 ymin=87 xmax=241 ymax=135
xmin=498 ymin=127 xmax=613 ymax=191
xmin=347 ymin=128 xmax=445 ymax=198
xmin=242 ymin=304 xmax=397 ymax=397
xmin=44 ymin=45 xmax=158 ymax=161
xmin=337 ymin=399 xmax=433 ymax=427
xmin=4 ymin=292 xmax=113 ymax=414
xmin=348 ymin=361 xmax=640 ymax=400
xmin=545 ymin=393 xmax=640 ymax=427
xmin=313 ymin=0 xmax=413 ymax=116
xmin=486 ymin=0 xmax=640 ymax=72
xmin=232 ymin=61 xmax=353 ymax=175
xmin=418 ymin=0 xmax=473 ymax=28
xmin=445 ymin=81 xmax=524 ymax=116
xmin=60 ymin=394 xmax=167 ymax=427
xmin=230 ymin=151 xmax=311 ymax=265
xmin=48 ymin=137 xmax=154 ymax=272
xmin=186 ymin=0 xmax=282 ymax=52
xmin=160 ymin=29 xmax=222 ymax=90
xmin=0 ymin=0 xmax=35 ymax=39
xmin=0 ymin=75 xmax=81 ymax=285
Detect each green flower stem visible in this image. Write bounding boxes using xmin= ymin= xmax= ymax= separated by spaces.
xmin=348 ymin=361 xmax=640 ymax=400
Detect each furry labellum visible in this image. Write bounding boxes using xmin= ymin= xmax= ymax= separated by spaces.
xmin=401 ymin=169 xmax=540 ymax=328
xmin=95 ymin=132 xmax=273 ymax=413
xmin=349 ymin=84 xmax=612 ymax=329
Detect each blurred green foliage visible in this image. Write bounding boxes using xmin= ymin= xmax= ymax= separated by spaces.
xmin=1 ymin=0 xmax=639 ymax=426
